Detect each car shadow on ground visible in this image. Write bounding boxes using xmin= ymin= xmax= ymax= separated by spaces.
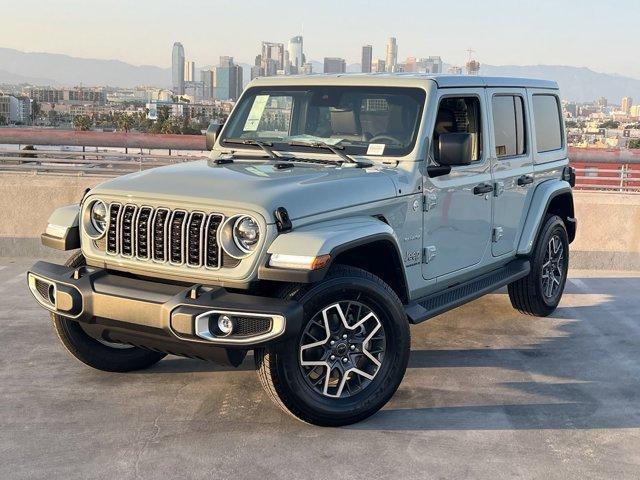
xmin=348 ymin=275 xmax=640 ymax=431
xmin=133 ymin=275 xmax=640 ymax=431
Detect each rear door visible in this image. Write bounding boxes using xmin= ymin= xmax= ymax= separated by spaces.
xmin=486 ymin=88 xmax=535 ymax=257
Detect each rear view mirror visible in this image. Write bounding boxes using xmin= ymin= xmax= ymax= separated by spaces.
xmin=205 ymin=122 xmax=224 ymax=151
xmin=437 ymin=133 xmax=472 ymax=166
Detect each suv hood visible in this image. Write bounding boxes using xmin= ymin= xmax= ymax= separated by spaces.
xmin=90 ymin=159 xmax=399 ymax=222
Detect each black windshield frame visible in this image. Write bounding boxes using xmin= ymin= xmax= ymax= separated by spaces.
xmin=220 ymin=85 xmax=427 ymax=157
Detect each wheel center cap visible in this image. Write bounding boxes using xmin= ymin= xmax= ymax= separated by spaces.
xmin=334 ymin=342 xmax=348 ymax=356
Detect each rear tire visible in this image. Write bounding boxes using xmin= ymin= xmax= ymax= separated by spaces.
xmin=255 ymin=265 xmax=410 ymax=426
xmin=51 ymin=252 xmax=166 ymax=372
xmin=508 ymin=214 xmax=569 ymax=316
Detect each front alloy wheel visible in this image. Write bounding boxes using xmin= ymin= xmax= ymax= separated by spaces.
xmin=256 ymin=265 xmax=410 ymax=426
xmin=299 ymin=301 xmax=386 ymax=399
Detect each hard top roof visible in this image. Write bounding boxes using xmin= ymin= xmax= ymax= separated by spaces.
xmin=249 ymin=73 xmax=559 ymax=90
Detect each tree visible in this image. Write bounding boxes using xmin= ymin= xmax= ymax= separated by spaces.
xmin=117 ymin=114 xmax=134 ymax=133
xmin=31 ymin=100 xmax=41 ymax=124
xmin=157 ymin=105 xmax=170 ymax=123
xmin=629 ymin=139 xmax=640 ymax=149
xmin=598 ymin=120 xmax=620 ymax=129
xmin=73 ymin=115 xmax=92 ymax=131
xmin=48 ymin=109 xmax=58 ymax=127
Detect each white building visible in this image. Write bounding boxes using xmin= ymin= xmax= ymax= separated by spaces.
xmin=385 ymin=37 xmax=398 ymax=72
xmin=184 ymin=61 xmax=195 ymax=82
xmin=288 ymin=36 xmax=304 ymax=73
xmin=0 ymin=95 xmax=20 ymax=124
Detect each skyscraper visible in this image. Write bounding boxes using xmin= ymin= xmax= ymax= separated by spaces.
xmin=361 ymin=45 xmax=373 ymax=73
xmin=288 ymin=36 xmax=304 ymax=73
xmin=200 ymin=69 xmax=214 ymax=99
xmin=261 ymin=42 xmax=285 ymax=76
xmin=324 ymin=57 xmax=346 ymax=74
xmin=184 ymin=61 xmax=195 ymax=82
xmin=385 ymin=37 xmax=398 ymax=72
xmin=372 ymin=59 xmax=386 ymax=73
xmin=212 ymin=57 xmax=243 ymax=101
xmin=621 ymin=97 xmax=633 ymax=114
xmin=172 ymin=42 xmax=185 ymax=95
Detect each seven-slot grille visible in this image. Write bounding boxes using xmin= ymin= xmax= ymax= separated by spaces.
xmin=106 ymin=203 xmax=224 ymax=269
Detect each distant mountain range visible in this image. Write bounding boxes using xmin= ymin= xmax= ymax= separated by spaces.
xmin=2 ymin=47 xmax=639 ymax=103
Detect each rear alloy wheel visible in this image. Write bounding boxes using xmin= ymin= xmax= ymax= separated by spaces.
xmin=508 ymin=214 xmax=569 ymax=316
xmin=256 ymin=265 xmax=410 ymax=426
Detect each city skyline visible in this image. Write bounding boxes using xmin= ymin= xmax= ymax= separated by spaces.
xmin=3 ymin=0 xmax=640 ymax=79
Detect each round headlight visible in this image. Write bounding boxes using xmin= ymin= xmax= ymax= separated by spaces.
xmin=90 ymin=200 xmax=107 ymax=235
xmin=232 ymin=216 xmax=260 ymax=253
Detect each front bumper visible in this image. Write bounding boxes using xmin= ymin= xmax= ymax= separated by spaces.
xmin=27 ymin=261 xmax=303 ymax=366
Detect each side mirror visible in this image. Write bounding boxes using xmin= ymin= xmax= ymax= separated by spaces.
xmin=205 ymin=122 xmax=224 ymax=151
xmin=437 ymin=133 xmax=473 ymax=166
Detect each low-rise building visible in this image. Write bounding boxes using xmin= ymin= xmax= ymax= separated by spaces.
xmin=27 ymin=87 xmax=107 ymax=106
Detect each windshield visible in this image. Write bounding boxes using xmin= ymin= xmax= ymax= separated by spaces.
xmin=220 ymin=86 xmax=426 ymax=157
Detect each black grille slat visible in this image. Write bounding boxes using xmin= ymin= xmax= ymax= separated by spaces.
xmin=136 ymin=207 xmax=153 ymax=259
xmin=205 ymin=214 xmax=223 ymax=269
xmin=187 ymin=213 xmax=205 ymax=266
xmin=169 ymin=211 xmax=187 ymax=264
xmin=106 ymin=203 xmax=121 ymax=254
xmin=152 ymin=209 xmax=169 ymax=262
xmin=120 ymin=205 xmax=137 ymax=257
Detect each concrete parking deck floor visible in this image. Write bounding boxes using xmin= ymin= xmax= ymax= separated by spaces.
xmin=1 ymin=258 xmax=639 ymax=479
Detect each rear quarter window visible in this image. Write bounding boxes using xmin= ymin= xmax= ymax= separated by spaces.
xmin=532 ymin=94 xmax=563 ymax=152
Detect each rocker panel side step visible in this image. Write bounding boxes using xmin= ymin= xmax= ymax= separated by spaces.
xmin=406 ymin=259 xmax=531 ymax=324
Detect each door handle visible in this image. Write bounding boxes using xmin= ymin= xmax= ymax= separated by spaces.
xmin=473 ymin=183 xmax=494 ymax=195
xmin=517 ymin=175 xmax=534 ymax=186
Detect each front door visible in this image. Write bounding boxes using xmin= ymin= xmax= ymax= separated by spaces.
xmin=486 ymin=88 xmax=535 ymax=256
xmin=422 ymin=90 xmax=493 ymax=281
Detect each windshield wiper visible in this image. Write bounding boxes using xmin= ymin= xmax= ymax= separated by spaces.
xmin=223 ymin=138 xmax=292 ymax=160
xmin=288 ymin=141 xmax=369 ymax=167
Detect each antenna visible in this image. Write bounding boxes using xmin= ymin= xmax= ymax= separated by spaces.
xmin=466 ymin=48 xmax=476 ymax=61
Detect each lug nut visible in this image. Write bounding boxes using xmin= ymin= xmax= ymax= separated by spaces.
xmin=330 ymin=355 xmax=336 ymax=361
xmin=350 ymin=345 xmax=356 ymax=351
xmin=330 ymin=340 xmax=335 ymax=346
xmin=342 ymin=357 xmax=348 ymax=363
xmin=342 ymin=334 xmax=348 ymax=339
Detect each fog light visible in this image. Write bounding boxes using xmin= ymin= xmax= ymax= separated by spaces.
xmin=217 ymin=315 xmax=234 ymax=336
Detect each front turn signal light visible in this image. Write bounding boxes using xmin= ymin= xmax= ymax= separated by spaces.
xmin=269 ymin=254 xmax=331 ymax=270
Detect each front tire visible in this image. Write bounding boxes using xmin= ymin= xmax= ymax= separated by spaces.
xmin=508 ymin=214 xmax=569 ymax=316
xmin=51 ymin=252 xmax=166 ymax=372
xmin=256 ymin=265 xmax=410 ymax=426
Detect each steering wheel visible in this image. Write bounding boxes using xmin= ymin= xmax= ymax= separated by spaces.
xmin=368 ymin=134 xmax=403 ymax=145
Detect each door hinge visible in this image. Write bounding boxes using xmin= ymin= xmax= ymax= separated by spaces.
xmin=492 ymin=226 xmax=504 ymax=243
xmin=423 ymin=245 xmax=437 ymax=263
xmin=494 ymin=181 xmax=505 ymax=197
xmin=423 ymin=193 xmax=437 ymax=212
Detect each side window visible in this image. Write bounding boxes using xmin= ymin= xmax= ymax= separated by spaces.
xmin=532 ymin=94 xmax=562 ymax=152
xmin=433 ymin=96 xmax=482 ymax=162
xmin=492 ymin=95 xmax=525 ymax=157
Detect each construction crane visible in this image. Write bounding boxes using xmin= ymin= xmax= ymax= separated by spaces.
xmin=465 ymin=48 xmax=480 ymax=76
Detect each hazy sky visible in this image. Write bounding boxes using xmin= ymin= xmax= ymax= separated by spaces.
xmin=3 ymin=0 xmax=640 ymax=78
